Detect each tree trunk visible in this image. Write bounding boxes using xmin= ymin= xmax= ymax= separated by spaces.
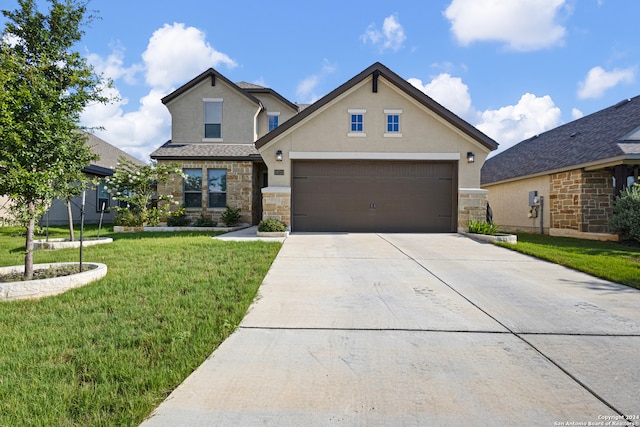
xmin=24 ymin=201 xmax=35 ymax=280
xmin=66 ymin=199 xmax=75 ymax=241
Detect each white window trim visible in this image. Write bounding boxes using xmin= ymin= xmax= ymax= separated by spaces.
xmin=348 ymin=108 xmax=366 ymax=137
xmin=203 ymin=98 xmax=223 ymax=142
xmin=384 ymin=108 xmax=403 ymax=138
xmin=267 ymin=112 xmax=280 ymax=116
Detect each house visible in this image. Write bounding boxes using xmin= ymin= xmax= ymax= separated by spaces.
xmin=481 ymin=95 xmax=640 ymax=240
xmin=41 ymin=132 xmax=146 ymax=226
xmin=153 ymin=62 xmax=498 ymax=232
xmin=151 ymin=70 xmax=300 ymax=225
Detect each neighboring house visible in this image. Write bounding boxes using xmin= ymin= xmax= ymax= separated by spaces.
xmin=481 ymin=95 xmax=640 ymax=240
xmin=153 ymin=62 xmax=497 ymax=232
xmin=41 ymin=132 xmax=146 ymax=226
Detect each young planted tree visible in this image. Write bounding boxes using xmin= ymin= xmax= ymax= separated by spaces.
xmin=0 ymin=0 xmax=109 ymax=279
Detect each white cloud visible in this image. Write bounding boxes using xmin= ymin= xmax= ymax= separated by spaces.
xmin=86 ymin=44 xmax=142 ymax=85
xmin=577 ymin=66 xmax=636 ymax=99
xmin=408 ymin=73 xmax=474 ymax=121
xmin=142 ymin=23 xmax=237 ymax=90
xmin=361 ymin=13 xmax=406 ymax=52
xmin=81 ymin=23 xmax=237 ymax=161
xmin=476 ymin=93 xmax=562 ymax=152
xmin=295 ymin=59 xmax=336 ymax=103
xmin=443 ymin=0 xmax=567 ymax=51
xmin=409 ymin=73 xmax=561 ymax=152
xmin=571 ymin=108 xmax=584 ymax=120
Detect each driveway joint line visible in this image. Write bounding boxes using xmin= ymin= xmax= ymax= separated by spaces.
xmin=376 ymin=233 xmax=630 ymax=421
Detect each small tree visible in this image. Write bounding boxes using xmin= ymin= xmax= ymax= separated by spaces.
xmin=0 ymin=0 xmax=109 ymax=278
xmin=608 ymin=184 xmax=640 ymax=242
xmin=105 ymin=158 xmax=184 ymax=226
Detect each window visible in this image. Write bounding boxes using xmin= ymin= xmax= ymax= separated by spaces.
xmin=268 ymin=113 xmax=280 ymax=131
xmin=183 ymin=169 xmax=202 ymax=208
xmin=207 ymin=169 xmax=227 ymax=208
xmin=387 ymin=114 xmax=399 ymax=132
xmin=348 ymin=109 xmax=366 ymax=137
xmin=97 ymin=182 xmax=110 ymax=212
xmin=204 ymin=99 xmax=222 ymax=139
xmin=384 ymin=109 xmax=403 ymax=137
xmin=351 ymin=114 xmax=363 ymax=132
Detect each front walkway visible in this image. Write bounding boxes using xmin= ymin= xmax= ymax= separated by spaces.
xmin=142 ymin=233 xmax=640 ymax=426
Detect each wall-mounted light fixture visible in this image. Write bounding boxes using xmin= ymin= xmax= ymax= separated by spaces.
xmin=467 ymin=152 xmax=475 ymax=163
xmin=276 ymin=150 xmax=283 ymax=161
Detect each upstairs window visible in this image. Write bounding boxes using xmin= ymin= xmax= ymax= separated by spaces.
xmin=204 ymin=99 xmax=222 ymax=139
xmin=208 ymin=169 xmax=227 ymax=208
xmin=183 ymin=169 xmax=203 ymax=208
xmin=348 ymin=109 xmax=366 ymax=137
xmin=384 ymin=109 xmax=403 ymax=137
xmin=268 ymin=113 xmax=280 ymax=131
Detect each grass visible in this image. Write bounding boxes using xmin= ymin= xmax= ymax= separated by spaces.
xmin=497 ymin=233 xmax=640 ymax=289
xmin=0 ymin=225 xmax=281 ymax=426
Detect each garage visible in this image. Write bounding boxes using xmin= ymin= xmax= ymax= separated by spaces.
xmin=292 ymin=160 xmax=457 ymax=232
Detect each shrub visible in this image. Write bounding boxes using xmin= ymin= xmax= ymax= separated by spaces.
xmin=194 ymin=215 xmax=215 ymax=227
xmin=114 ymin=209 xmax=142 ymax=227
xmin=468 ymin=218 xmax=500 ymax=235
xmin=258 ymin=218 xmax=287 ymax=232
xmin=166 ymin=206 xmax=190 ymax=227
xmin=608 ymin=184 xmax=640 ymax=242
xmin=220 ymin=206 xmax=242 ymax=227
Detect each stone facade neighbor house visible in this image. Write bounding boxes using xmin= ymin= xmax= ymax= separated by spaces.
xmin=152 ymin=62 xmax=498 ymax=232
xmin=1 ymin=132 xmax=144 ymax=226
xmin=481 ymin=95 xmax=640 ymax=240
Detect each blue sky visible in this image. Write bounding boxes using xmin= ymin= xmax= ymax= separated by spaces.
xmin=2 ymin=0 xmax=639 ymax=161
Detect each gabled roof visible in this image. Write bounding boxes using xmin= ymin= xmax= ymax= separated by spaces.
xmin=236 ymin=81 xmax=299 ymax=112
xmin=84 ymin=132 xmax=145 ymax=170
xmin=161 ymin=68 xmax=262 ymax=107
xmin=255 ymin=62 xmax=498 ymax=151
xmin=482 ymin=95 xmax=640 ymax=185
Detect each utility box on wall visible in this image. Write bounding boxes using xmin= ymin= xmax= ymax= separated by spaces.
xmin=528 ymin=190 xmax=539 ymax=207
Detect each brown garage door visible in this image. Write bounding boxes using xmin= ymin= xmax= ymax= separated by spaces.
xmin=292 ymin=160 xmax=457 ymax=232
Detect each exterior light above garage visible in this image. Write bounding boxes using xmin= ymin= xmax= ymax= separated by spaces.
xmin=467 ymin=152 xmax=475 ymax=163
xmin=276 ymin=150 xmax=283 ymax=161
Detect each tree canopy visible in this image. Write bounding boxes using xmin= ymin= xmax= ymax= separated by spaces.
xmin=0 ymin=0 xmax=111 ymax=278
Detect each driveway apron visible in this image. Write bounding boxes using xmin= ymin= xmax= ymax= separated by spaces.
xmin=141 ymin=233 xmax=640 ymax=426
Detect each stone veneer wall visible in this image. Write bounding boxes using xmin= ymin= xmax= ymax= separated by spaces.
xmin=458 ymin=189 xmax=489 ymax=232
xmin=157 ymin=160 xmax=254 ymax=225
xmin=549 ymin=169 xmax=614 ymax=233
xmin=261 ymin=187 xmax=291 ymax=227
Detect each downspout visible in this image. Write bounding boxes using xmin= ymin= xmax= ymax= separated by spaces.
xmin=254 ymin=102 xmax=264 ymax=142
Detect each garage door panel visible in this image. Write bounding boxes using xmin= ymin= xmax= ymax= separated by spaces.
xmin=292 ymin=160 xmax=457 ymax=232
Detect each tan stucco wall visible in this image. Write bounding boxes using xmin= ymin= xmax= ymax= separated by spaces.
xmin=483 ymin=175 xmax=551 ymax=234
xmin=165 ymin=78 xmax=261 ymax=144
xmin=259 ymin=76 xmax=490 ymax=189
xmin=0 ymin=195 xmax=13 ymax=225
xmin=252 ymin=93 xmax=298 ymax=139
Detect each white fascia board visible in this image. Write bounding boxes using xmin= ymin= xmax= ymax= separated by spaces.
xmin=289 ymin=152 xmax=461 ymax=160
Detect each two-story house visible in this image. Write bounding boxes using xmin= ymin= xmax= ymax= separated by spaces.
xmin=151 ymin=70 xmax=299 ymax=225
xmin=152 ymin=62 xmax=498 ymax=232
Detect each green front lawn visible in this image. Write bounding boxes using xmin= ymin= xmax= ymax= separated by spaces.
xmin=497 ymin=233 xmax=640 ymax=289
xmin=0 ymin=226 xmax=281 ymax=426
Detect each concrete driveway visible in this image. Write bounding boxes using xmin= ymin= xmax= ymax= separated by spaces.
xmin=142 ymin=233 xmax=640 ymax=426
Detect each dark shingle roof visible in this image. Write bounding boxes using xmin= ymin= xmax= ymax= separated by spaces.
xmin=150 ymin=141 xmax=260 ymax=160
xmin=482 ymin=95 xmax=640 ymax=185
